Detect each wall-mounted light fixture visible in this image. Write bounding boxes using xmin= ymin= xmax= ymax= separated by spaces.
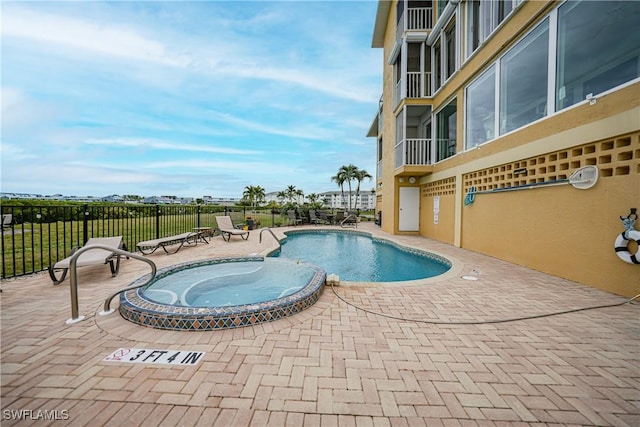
xmin=408 ymin=177 xmax=416 ymax=184
xmin=399 ymin=177 xmax=405 ymax=183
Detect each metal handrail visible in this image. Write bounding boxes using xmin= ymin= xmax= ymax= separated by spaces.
xmin=65 ymin=245 xmax=156 ymax=325
xmin=340 ymin=214 xmax=358 ymax=228
xmin=259 ymin=228 xmax=281 ymax=248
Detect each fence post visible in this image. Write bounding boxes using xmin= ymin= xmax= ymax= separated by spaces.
xmin=155 ymin=205 xmax=161 ymax=239
xmin=83 ymin=204 xmax=89 ymax=244
xmin=197 ymin=204 xmax=201 ymax=228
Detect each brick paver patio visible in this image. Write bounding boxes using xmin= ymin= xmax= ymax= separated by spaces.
xmin=1 ymin=223 xmax=638 ymax=426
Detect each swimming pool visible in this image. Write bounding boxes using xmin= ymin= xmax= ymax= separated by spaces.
xmin=271 ymin=230 xmax=451 ymax=282
xmin=118 ymin=257 xmax=326 ymax=330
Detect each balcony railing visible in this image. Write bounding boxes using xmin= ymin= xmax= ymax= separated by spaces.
xmin=394 ymin=138 xmax=433 ymax=169
xmin=407 ymin=71 xmax=432 ymax=98
xmin=407 ymin=7 xmax=433 ymax=31
xmin=397 ymin=7 xmax=434 ymax=41
xmin=394 ymin=71 xmax=432 ymax=108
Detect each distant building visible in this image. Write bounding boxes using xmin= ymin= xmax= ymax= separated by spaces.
xmin=319 ymin=191 xmax=375 ymax=210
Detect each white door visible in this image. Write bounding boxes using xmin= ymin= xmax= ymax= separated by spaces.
xmin=398 ymin=187 xmax=420 ymax=231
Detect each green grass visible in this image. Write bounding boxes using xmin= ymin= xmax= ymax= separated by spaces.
xmin=1 ymin=210 xmax=286 ymax=278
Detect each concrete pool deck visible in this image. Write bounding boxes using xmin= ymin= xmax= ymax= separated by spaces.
xmin=1 ymin=223 xmax=638 ymax=426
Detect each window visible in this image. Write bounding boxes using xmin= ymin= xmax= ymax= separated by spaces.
xmin=466 ymin=0 xmax=521 ymax=58
xmin=556 ymin=0 xmax=640 ymax=110
xmin=465 ymin=65 xmax=495 ymax=149
xmin=467 ymin=0 xmax=480 ymax=55
xmin=395 ymin=112 xmax=404 ymax=168
xmin=433 ymin=39 xmax=442 ymax=90
xmin=436 ymin=99 xmax=457 ymax=161
xmin=499 ymin=18 xmax=549 ymax=135
xmin=444 ymin=19 xmax=456 ymax=80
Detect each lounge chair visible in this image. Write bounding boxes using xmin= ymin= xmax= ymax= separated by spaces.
xmin=287 ymin=210 xmax=302 ymax=226
xmin=136 ymin=231 xmax=201 ymax=255
xmin=48 ymin=236 xmax=124 ymax=285
xmin=215 ymin=216 xmax=250 ymax=241
xmin=1 ymin=214 xmax=12 ymax=229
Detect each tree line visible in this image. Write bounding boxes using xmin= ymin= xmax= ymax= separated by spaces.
xmin=241 ymin=164 xmax=372 ymax=212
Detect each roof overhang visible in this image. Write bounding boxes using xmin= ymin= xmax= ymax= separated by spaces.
xmin=371 ymin=1 xmax=392 ymax=48
xmin=367 ymin=115 xmax=379 ymax=137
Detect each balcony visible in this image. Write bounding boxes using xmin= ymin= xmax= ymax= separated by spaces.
xmin=394 ymin=138 xmax=457 ymax=173
xmin=394 ymin=71 xmax=432 ymax=107
xmin=396 ymin=7 xmax=434 ymax=41
xmin=394 ymin=138 xmax=433 ymax=169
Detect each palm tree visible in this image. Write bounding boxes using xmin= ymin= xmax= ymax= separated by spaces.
xmin=285 ymin=185 xmax=299 ymax=204
xmin=331 ymin=169 xmax=348 ymax=209
xmin=242 ymin=185 xmax=265 ymax=213
xmin=354 ymin=169 xmax=372 ymax=210
xmin=341 ymin=164 xmax=358 ymax=210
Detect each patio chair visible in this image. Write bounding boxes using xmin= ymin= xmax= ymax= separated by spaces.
xmin=309 ymin=210 xmax=328 ymax=225
xmin=1 ymin=214 xmax=12 ymax=229
xmin=48 ymin=236 xmax=124 ymax=285
xmin=287 ymin=210 xmax=302 ymax=226
xmin=215 ymin=216 xmax=250 ymax=241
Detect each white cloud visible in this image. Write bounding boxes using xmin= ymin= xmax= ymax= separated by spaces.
xmin=84 ymin=137 xmax=263 ymax=155
xmin=1 ymin=7 xmax=188 ymax=67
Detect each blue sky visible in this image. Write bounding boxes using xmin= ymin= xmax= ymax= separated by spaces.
xmin=1 ymin=0 xmax=381 ymax=199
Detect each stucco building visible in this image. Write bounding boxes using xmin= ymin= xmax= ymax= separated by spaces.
xmin=368 ymin=0 xmax=639 ymax=297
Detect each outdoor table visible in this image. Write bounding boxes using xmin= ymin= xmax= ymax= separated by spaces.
xmin=192 ymin=227 xmax=213 ymax=242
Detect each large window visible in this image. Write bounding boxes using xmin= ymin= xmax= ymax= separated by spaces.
xmin=444 ymin=19 xmax=456 ymax=80
xmin=556 ymin=1 xmax=640 ymax=110
xmin=463 ymin=0 xmax=640 ymax=151
xmin=436 ymin=99 xmax=457 ymax=161
xmin=466 ymin=0 xmax=522 ymax=58
xmin=433 ymin=40 xmax=441 ymax=90
xmin=465 ymin=65 xmax=495 ymax=149
xmin=499 ymin=18 xmax=549 ymax=135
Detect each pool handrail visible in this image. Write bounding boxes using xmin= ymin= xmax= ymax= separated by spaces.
xmin=65 ymin=245 xmax=156 ymax=325
xmin=259 ymin=228 xmax=281 ymax=247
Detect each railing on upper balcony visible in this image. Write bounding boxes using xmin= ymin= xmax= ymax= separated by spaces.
xmin=394 ymin=138 xmax=433 ymax=169
xmin=395 ymin=72 xmax=433 ymax=108
xmin=396 ymin=7 xmax=434 ymax=41
xmin=407 ymin=7 xmax=433 ymax=31
xmin=407 ymin=71 xmax=432 ymax=98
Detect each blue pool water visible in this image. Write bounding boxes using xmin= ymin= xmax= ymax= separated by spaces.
xmin=272 ymin=231 xmax=451 ymax=282
xmin=141 ymin=257 xmax=320 ymax=307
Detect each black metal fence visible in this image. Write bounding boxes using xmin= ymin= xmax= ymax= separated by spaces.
xmin=0 ymin=204 xmax=284 ymax=279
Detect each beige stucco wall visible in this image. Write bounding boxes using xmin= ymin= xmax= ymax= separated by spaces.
xmin=377 ymin=0 xmax=403 ymax=234
xmin=461 ymin=168 xmax=638 ymax=297
xmin=374 ymin=0 xmax=639 ymax=297
xmin=420 ymin=191 xmax=456 ymax=244
xmin=449 ymin=85 xmax=639 ymax=297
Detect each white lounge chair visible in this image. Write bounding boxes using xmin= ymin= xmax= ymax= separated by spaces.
xmin=136 ymin=231 xmax=201 ymax=255
xmin=48 ymin=236 xmax=124 ymax=285
xmin=215 ymin=216 xmax=250 ymax=241
xmin=1 ymin=214 xmax=12 ymax=229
